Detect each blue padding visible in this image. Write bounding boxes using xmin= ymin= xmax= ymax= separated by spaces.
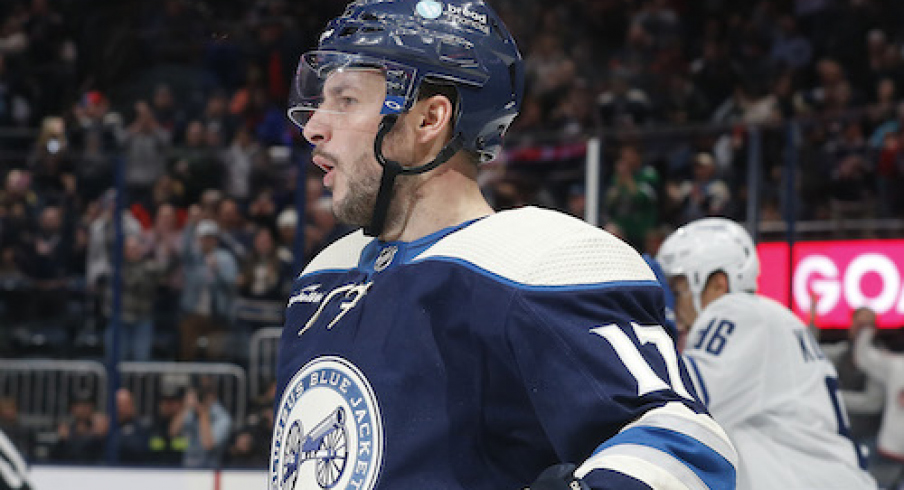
xmin=591 ymin=425 xmax=735 ymax=490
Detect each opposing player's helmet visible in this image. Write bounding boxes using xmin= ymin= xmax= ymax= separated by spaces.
xmin=288 ymin=0 xmax=524 ymax=163
xmin=656 ymin=218 xmax=760 ymax=312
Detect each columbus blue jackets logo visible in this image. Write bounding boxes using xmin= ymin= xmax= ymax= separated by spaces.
xmin=271 ymin=357 xmax=383 ymax=490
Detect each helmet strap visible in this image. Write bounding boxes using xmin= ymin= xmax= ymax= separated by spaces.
xmin=364 ymin=114 xmax=464 ymax=237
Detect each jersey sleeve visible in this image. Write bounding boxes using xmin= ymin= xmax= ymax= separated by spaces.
xmin=507 ymin=284 xmax=737 ymax=490
xmin=680 ymin=297 xmax=766 ymax=429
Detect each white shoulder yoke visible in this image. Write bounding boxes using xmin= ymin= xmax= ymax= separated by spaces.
xmin=300 ymin=229 xmax=371 ymax=277
xmin=414 ymin=207 xmax=656 ymax=287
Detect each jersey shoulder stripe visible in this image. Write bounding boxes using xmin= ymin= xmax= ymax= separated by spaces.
xmin=300 ymin=229 xmax=371 ymax=277
xmin=414 ymin=206 xmax=657 ymax=288
xmin=577 ymin=402 xmax=737 ymax=490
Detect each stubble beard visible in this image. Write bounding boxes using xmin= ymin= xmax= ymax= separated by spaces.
xmin=331 ymin=129 xmax=414 ymax=232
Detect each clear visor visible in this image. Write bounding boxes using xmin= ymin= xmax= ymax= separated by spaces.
xmin=287 ymin=51 xmax=419 ymax=129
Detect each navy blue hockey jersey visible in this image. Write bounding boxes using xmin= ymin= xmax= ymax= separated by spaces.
xmin=270 ymin=207 xmax=737 ymax=490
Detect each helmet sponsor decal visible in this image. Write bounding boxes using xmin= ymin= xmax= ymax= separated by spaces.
xmin=271 ymin=357 xmax=383 ymax=490
xmin=415 ymin=0 xmax=443 ymax=20
xmin=381 ymin=96 xmax=405 ymax=114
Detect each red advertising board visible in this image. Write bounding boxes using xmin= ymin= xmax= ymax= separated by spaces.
xmin=757 ymin=240 xmax=904 ymax=329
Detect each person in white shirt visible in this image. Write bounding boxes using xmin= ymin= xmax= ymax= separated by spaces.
xmin=657 ymin=217 xmax=876 ymax=490
xmin=854 ymin=323 xmax=904 ymax=488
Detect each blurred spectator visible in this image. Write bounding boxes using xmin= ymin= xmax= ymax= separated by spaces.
xmin=822 ymin=307 xmax=884 ymax=474
xmin=51 ymin=389 xmax=108 ymax=464
xmin=26 ymin=116 xmax=73 ymax=202
xmin=306 ymin=195 xmax=348 ymax=259
xmin=524 ymin=33 xmax=573 ymax=117
xmin=1 ymin=169 xmax=38 ymax=246
xmin=548 ymin=78 xmax=597 ymax=135
xmin=139 ymin=0 xmax=205 ymax=65
xmin=215 ymin=197 xmax=253 ymax=262
xmin=147 ymin=381 xmax=188 ymax=466
xmin=104 ymin=234 xmax=160 ymax=362
xmin=597 ymin=69 xmax=652 ymax=128
xmin=142 ymin=203 xmax=183 ymax=356
xmin=149 ymin=83 xmax=185 ymax=142
xmin=0 ymin=52 xmax=31 ymax=128
xmin=658 ymin=73 xmax=710 ymax=126
xmin=234 ymin=226 xmax=290 ymax=359
xmin=222 ymin=126 xmax=262 ymax=203
xmin=224 ymin=393 xmax=272 ymax=469
xmin=274 ymin=207 xmax=296 ymax=265
xmin=711 ymin=80 xmax=779 ymax=125
xmin=794 ymin=58 xmax=856 ymax=117
xmin=86 ymin=189 xmax=141 ymax=328
xmin=122 ymin=101 xmax=170 ymax=210
xmin=690 ymin=40 xmax=742 ymax=113
xmin=0 ymin=397 xmax=33 ymax=461
xmin=169 ymin=120 xmax=224 ymax=205
xmin=769 ymin=14 xmax=813 ymax=71
xmin=112 ymin=388 xmax=151 ymax=464
xmin=246 ymin=189 xmax=279 ymax=232
xmin=171 ymin=378 xmax=232 ymax=469
xmin=828 ymin=150 xmax=874 ymax=230
xmin=604 ymin=145 xmax=658 ymax=250
xmin=875 ymin=131 xmax=903 ymax=219
xmin=21 ymin=205 xmax=74 ymax=322
xmin=67 ymin=90 xmax=121 ymax=203
xmin=178 ymin=219 xmax=238 ymax=361
xmin=200 ymin=91 xmax=237 ymax=145
xmin=854 ymin=324 xmax=904 ymax=488
xmin=22 ymin=0 xmax=77 ymax=118
xmin=666 ymin=152 xmax=731 ymax=224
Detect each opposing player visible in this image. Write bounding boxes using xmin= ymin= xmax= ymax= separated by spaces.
xmin=270 ymin=1 xmax=737 ymax=489
xmin=656 ymin=218 xmax=876 ymax=489
xmin=0 ymin=429 xmax=32 ymax=490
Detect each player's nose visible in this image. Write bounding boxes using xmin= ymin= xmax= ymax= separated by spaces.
xmin=303 ymin=109 xmax=332 ymax=144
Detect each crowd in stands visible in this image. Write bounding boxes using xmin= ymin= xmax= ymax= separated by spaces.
xmin=2 ymin=0 xmax=904 ymax=470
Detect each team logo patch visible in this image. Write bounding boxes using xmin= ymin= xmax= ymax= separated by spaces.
xmin=271 ymin=357 xmax=383 ymax=490
xmin=415 ymin=0 xmax=443 ymax=19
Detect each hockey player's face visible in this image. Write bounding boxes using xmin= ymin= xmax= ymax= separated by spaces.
xmin=668 ymin=275 xmax=698 ymax=330
xmin=302 ymin=69 xmax=413 ymax=227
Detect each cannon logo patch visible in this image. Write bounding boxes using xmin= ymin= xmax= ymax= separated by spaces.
xmin=271 ymin=356 xmax=383 ymax=490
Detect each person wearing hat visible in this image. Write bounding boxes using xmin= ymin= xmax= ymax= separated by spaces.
xmin=667 ymin=152 xmax=732 ymax=224
xmin=147 ymin=381 xmax=188 ymax=466
xmin=177 ymin=218 xmax=238 ymax=361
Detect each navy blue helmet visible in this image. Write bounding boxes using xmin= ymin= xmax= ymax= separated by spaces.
xmin=289 ymin=0 xmax=525 ymax=163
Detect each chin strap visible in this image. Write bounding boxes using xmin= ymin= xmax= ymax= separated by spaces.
xmin=363 ymin=114 xmax=464 ymax=237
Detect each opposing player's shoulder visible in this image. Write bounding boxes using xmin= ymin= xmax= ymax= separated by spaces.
xmin=703 ymin=293 xmax=800 ymax=330
xmin=414 ymin=206 xmax=656 ymax=287
xmin=299 ymin=229 xmax=371 ymax=277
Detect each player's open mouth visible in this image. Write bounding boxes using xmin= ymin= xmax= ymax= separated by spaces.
xmin=313 ymin=155 xmax=336 ymax=188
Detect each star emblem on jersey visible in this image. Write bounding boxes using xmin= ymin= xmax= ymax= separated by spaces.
xmin=374 ymin=246 xmax=398 ymax=272
xmin=271 ymin=357 xmax=383 ymax=490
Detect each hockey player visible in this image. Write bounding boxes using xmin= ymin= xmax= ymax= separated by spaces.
xmin=656 ymin=217 xmax=876 ymax=489
xmin=0 ymin=429 xmax=31 ymax=490
xmin=270 ymin=1 xmax=737 ymax=489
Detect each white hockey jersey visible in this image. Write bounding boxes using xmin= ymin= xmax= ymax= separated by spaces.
xmin=682 ymin=293 xmax=876 ymax=490
xmin=854 ymin=327 xmax=904 ymax=460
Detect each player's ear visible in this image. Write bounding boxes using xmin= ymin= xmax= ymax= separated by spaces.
xmin=412 ymin=95 xmax=454 ymax=145
xmin=706 ymin=271 xmax=730 ymax=295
